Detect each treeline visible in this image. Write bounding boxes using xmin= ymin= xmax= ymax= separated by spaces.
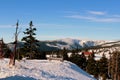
xmin=64 ymin=50 xmax=120 ymax=80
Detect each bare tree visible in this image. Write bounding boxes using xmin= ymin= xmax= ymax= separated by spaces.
xmin=9 ymin=21 xmax=19 ymax=66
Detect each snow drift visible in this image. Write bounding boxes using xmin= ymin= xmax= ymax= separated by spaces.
xmin=0 ymin=59 xmax=96 ymax=80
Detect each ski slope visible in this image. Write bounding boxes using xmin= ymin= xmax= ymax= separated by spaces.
xmin=0 ymin=59 xmax=96 ymax=80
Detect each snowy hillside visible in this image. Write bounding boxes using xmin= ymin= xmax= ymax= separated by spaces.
xmin=0 ymin=59 xmax=96 ymax=80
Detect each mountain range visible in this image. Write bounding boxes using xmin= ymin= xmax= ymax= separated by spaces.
xmin=7 ymin=38 xmax=110 ymax=51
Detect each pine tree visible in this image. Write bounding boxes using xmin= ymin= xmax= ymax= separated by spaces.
xmin=110 ymin=51 xmax=120 ymax=80
xmin=108 ymin=52 xmax=112 ymax=79
xmin=21 ymin=21 xmax=39 ymax=59
xmin=62 ymin=48 xmax=69 ymax=60
xmin=69 ymin=53 xmax=81 ymax=66
xmin=86 ymin=52 xmax=99 ymax=78
xmin=81 ymin=52 xmax=87 ymax=70
xmin=69 ymin=52 xmax=87 ymax=70
xmin=98 ymin=54 xmax=108 ymax=80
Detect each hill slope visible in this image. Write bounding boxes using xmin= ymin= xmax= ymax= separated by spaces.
xmin=0 ymin=59 xmax=96 ymax=80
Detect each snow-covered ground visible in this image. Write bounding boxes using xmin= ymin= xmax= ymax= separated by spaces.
xmin=0 ymin=59 xmax=96 ymax=80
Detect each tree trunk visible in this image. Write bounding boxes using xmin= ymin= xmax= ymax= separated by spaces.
xmin=9 ymin=21 xmax=18 ymax=66
xmin=9 ymin=53 xmax=14 ymax=67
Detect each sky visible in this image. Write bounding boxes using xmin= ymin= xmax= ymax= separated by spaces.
xmin=0 ymin=0 xmax=120 ymax=43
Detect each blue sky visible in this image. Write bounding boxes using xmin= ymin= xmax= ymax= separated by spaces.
xmin=0 ymin=0 xmax=120 ymax=43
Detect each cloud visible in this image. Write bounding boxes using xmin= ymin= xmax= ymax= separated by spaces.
xmin=64 ymin=10 xmax=120 ymax=22
xmin=62 ymin=11 xmax=79 ymax=14
xmin=112 ymin=15 xmax=120 ymax=18
xmin=88 ymin=11 xmax=106 ymax=15
xmin=0 ymin=25 xmax=14 ymax=28
xmin=65 ymin=15 xmax=120 ymax=22
xmin=65 ymin=15 xmax=95 ymax=20
xmin=93 ymin=17 xmax=120 ymax=22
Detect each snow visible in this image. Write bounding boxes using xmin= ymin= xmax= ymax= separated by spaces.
xmin=0 ymin=59 xmax=96 ymax=80
xmin=8 ymin=38 xmax=110 ymax=51
xmin=56 ymin=38 xmax=107 ymax=49
xmin=94 ymin=47 xmax=120 ymax=60
xmin=46 ymin=43 xmax=58 ymax=48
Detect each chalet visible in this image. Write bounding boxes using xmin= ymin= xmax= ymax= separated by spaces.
xmin=84 ymin=52 xmax=92 ymax=56
xmin=83 ymin=51 xmax=92 ymax=59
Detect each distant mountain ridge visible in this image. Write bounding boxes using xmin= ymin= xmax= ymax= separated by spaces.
xmin=7 ymin=38 xmax=109 ymax=51
xmin=44 ymin=38 xmax=107 ymax=50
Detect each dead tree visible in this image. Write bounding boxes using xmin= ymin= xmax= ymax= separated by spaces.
xmin=9 ymin=21 xmax=19 ymax=66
